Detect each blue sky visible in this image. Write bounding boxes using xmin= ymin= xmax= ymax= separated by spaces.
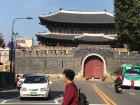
xmin=0 ymin=0 xmax=114 ymax=44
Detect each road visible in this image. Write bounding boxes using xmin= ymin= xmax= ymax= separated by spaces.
xmin=0 ymin=80 xmax=140 ymax=105
xmin=96 ymin=82 xmax=140 ymax=105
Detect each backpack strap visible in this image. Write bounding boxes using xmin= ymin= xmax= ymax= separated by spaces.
xmin=73 ymin=83 xmax=78 ymax=91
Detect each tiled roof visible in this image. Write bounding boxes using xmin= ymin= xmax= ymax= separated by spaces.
xmin=36 ymin=33 xmax=117 ymax=43
xmin=39 ymin=9 xmax=115 ymax=24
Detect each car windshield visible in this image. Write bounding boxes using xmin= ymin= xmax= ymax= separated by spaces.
xmin=22 ymin=74 xmax=30 ymax=79
xmin=125 ymin=69 xmax=140 ymax=76
xmin=24 ymin=76 xmax=47 ymax=83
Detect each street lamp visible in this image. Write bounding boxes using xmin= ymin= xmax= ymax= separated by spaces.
xmin=10 ymin=17 xmax=33 ymax=72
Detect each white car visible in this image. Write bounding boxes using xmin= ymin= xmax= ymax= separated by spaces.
xmin=20 ymin=75 xmax=50 ymax=100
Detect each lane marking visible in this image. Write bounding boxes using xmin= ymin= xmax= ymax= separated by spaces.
xmin=1 ymin=100 xmax=8 ymax=104
xmin=54 ymin=97 xmax=63 ymax=104
xmin=93 ymin=84 xmax=111 ymax=105
xmin=92 ymin=83 xmax=117 ymax=105
xmin=94 ymin=84 xmax=117 ymax=105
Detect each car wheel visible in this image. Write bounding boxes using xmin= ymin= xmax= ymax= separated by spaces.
xmin=47 ymin=93 xmax=51 ymax=100
xmin=20 ymin=97 xmax=24 ymax=100
xmin=17 ymin=87 xmax=20 ymax=90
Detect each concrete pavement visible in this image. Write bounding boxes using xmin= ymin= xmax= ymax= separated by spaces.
xmin=1 ymin=80 xmax=140 ymax=105
xmin=0 ymin=80 xmax=105 ymax=105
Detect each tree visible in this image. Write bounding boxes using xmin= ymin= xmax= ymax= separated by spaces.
xmin=114 ymin=0 xmax=140 ymax=51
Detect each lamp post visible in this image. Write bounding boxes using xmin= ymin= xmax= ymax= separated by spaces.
xmin=10 ymin=17 xmax=33 ymax=73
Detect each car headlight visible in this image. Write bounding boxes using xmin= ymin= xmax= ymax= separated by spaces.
xmin=21 ymin=87 xmax=27 ymax=91
xmin=40 ymin=87 xmax=47 ymax=91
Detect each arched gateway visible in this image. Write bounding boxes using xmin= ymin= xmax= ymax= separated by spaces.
xmin=82 ymin=54 xmax=106 ymax=79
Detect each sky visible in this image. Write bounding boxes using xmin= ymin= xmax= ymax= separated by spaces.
xmin=0 ymin=0 xmax=114 ymax=44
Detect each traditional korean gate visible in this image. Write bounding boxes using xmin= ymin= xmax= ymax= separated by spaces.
xmin=84 ymin=56 xmax=104 ymax=79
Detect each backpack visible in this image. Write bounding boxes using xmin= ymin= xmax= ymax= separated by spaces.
xmin=73 ymin=84 xmax=89 ymax=105
xmin=78 ymin=88 xmax=89 ymax=105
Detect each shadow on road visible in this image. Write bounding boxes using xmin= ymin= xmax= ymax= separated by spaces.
xmin=49 ymin=91 xmax=64 ymax=100
xmin=122 ymin=86 xmax=140 ymax=90
xmin=21 ymin=91 xmax=64 ymax=101
xmin=0 ymin=91 xmax=19 ymax=99
xmin=0 ymin=90 xmax=64 ymax=101
xmin=122 ymin=86 xmax=133 ymax=89
xmin=15 ymin=91 xmax=64 ymax=101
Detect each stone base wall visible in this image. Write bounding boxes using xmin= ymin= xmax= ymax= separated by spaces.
xmin=16 ymin=57 xmax=81 ymax=74
xmin=15 ymin=45 xmax=140 ymax=77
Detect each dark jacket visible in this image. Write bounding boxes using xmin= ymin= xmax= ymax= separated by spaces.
xmin=115 ymin=78 xmax=122 ymax=86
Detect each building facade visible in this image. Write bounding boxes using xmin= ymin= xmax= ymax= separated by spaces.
xmin=0 ymin=48 xmax=10 ymax=72
xmin=15 ymin=38 xmax=33 ymax=48
xmin=15 ymin=9 xmax=140 ymax=79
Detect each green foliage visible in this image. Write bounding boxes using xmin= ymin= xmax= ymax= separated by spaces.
xmin=114 ymin=0 xmax=140 ymax=51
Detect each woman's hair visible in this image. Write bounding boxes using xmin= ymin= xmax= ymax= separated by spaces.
xmin=63 ymin=69 xmax=75 ymax=81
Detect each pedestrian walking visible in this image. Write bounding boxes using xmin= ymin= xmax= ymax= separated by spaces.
xmin=15 ymin=74 xmax=21 ymax=88
xmin=62 ymin=69 xmax=79 ymax=105
xmin=130 ymin=77 xmax=134 ymax=90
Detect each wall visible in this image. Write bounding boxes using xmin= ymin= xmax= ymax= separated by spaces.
xmin=15 ymin=48 xmax=81 ymax=74
xmin=15 ymin=45 xmax=140 ymax=77
xmin=0 ymin=72 xmax=15 ymax=89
